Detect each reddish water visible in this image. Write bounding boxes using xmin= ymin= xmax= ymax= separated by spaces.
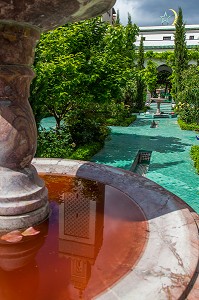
xmin=0 ymin=175 xmax=148 ymax=300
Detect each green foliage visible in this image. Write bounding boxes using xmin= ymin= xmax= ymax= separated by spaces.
xmin=122 ymin=77 xmax=137 ymax=109
xmin=135 ymin=37 xmax=146 ymax=110
xmin=65 ymin=103 xmax=110 ymax=147
xmin=122 ymin=115 xmax=137 ymax=126
xmin=106 ymin=114 xmax=137 ymax=126
xmin=105 ymin=99 xmax=137 ymax=125
xmin=144 ymin=51 xmax=174 ymax=63
xmin=102 ymin=18 xmax=139 ymax=109
xmin=177 ymin=119 xmax=199 ymax=175
xmin=136 ymin=78 xmax=146 ymax=109
xmin=143 ymin=60 xmax=158 ymax=94
xmin=31 ymin=53 xmax=90 ymax=129
xmin=177 ymin=119 xmax=199 ymax=131
xmin=143 ymin=52 xmax=173 ymax=97
xmin=36 ymin=125 xmax=106 ymax=161
xmin=176 ymin=65 xmax=199 ymax=124
xmin=190 ymin=146 xmax=199 ymax=174
xmin=172 ymin=7 xmax=188 ymax=101
xmin=144 ymin=49 xmax=199 ymax=67
xmin=69 ymin=142 xmax=104 ymax=160
xmin=31 ymin=17 xmax=139 ymax=128
xmin=188 ymin=48 xmax=199 ymax=62
xmin=31 ymin=18 xmax=111 ymax=129
xmin=137 ymin=36 xmax=145 ymax=70
xmin=36 ymin=125 xmax=74 ymax=158
xmin=31 ymin=17 xmax=140 ymax=159
xmin=115 ymin=9 xmax=121 ymax=25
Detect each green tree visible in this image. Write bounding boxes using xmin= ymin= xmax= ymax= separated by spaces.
xmin=31 ymin=18 xmax=109 ymax=129
xmin=30 ymin=16 xmax=140 ymax=159
xmin=31 ymin=54 xmax=90 ymax=129
xmin=137 ymin=36 xmax=145 ymax=69
xmin=135 ymin=36 xmax=146 ymax=110
xmin=143 ymin=60 xmax=158 ymax=95
xmin=118 ymin=13 xmax=138 ymax=109
xmin=125 ymin=13 xmax=137 ymax=59
xmin=176 ymin=65 xmax=199 ymax=124
xmin=172 ymin=7 xmax=188 ymax=102
xmin=115 ymin=9 xmax=120 ymax=25
xmin=31 ymin=17 xmax=139 ymax=135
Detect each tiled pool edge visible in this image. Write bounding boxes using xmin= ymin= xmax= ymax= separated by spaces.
xmin=33 ymin=158 xmax=199 ymax=300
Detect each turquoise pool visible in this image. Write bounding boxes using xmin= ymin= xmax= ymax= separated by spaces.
xmin=92 ymin=116 xmax=199 ymax=213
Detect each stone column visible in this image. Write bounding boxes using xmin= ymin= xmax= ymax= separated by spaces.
xmin=0 ymin=21 xmax=49 ymax=230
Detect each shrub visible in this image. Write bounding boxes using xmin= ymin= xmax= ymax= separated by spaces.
xmin=190 ymin=146 xmax=199 ymax=174
xmin=69 ymin=142 xmax=104 ymax=160
xmin=106 ymin=115 xmax=136 ymax=126
xmin=175 ymin=66 xmax=199 ymax=123
xmin=105 ymin=101 xmax=137 ymax=126
xmin=178 ymin=119 xmax=199 ymax=131
xmin=36 ymin=122 xmax=109 ymax=160
xmin=66 ymin=107 xmax=110 ymax=147
xmin=36 ymin=125 xmax=74 ymax=158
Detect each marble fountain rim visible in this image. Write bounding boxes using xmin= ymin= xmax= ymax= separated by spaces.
xmin=33 ymin=158 xmax=199 ymax=300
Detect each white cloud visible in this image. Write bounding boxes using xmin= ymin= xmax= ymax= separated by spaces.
xmin=114 ymin=0 xmax=141 ymax=25
xmin=114 ymin=0 xmax=199 ymax=26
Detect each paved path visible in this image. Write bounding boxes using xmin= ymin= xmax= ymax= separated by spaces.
xmin=92 ymin=116 xmax=199 ymax=213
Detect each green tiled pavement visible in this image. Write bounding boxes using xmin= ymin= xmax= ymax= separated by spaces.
xmin=92 ymin=116 xmax=199 ymax=213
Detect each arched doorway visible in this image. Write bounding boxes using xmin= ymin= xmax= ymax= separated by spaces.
xmin=157 ymin=64 xmax=172 ymax=96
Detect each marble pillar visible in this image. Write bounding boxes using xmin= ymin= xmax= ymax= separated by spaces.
xmin=0 ymin=22 xmax=49 ymax=230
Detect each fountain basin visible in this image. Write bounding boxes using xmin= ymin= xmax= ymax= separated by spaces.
xmin=151 ymin=88 xmax=167 ymax=116
xmin=32 ymin=158 xmax=199 ymax=300
xmin=151 ymin=97 xmax=165 ymax=116
xmin=0 ymin=162 xmax=148 ymax=300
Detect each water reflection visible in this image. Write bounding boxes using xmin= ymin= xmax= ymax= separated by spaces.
xmin=58 ymin=178 xmax=105 ymax=297
xmin=0 ymin=175 xmax=147 ymax=300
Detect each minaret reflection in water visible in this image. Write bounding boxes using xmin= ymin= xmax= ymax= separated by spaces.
xmin=58 ymin=178 xmax=105 ymax=298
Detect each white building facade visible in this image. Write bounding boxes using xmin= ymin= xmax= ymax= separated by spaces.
xmin=135 ymin=25 xmax=199 ymax=52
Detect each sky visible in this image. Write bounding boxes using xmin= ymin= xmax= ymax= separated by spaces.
xmin=114 ymin=0 xmax=199 ymax=26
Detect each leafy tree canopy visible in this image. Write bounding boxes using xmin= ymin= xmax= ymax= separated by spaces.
xmin=176 ymin=65 xmax=199 ymax=124
xmin=143 ymin=60 xmax=158 ymax=94
xmin=31 ymin=17 xmax=139 ymax=129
